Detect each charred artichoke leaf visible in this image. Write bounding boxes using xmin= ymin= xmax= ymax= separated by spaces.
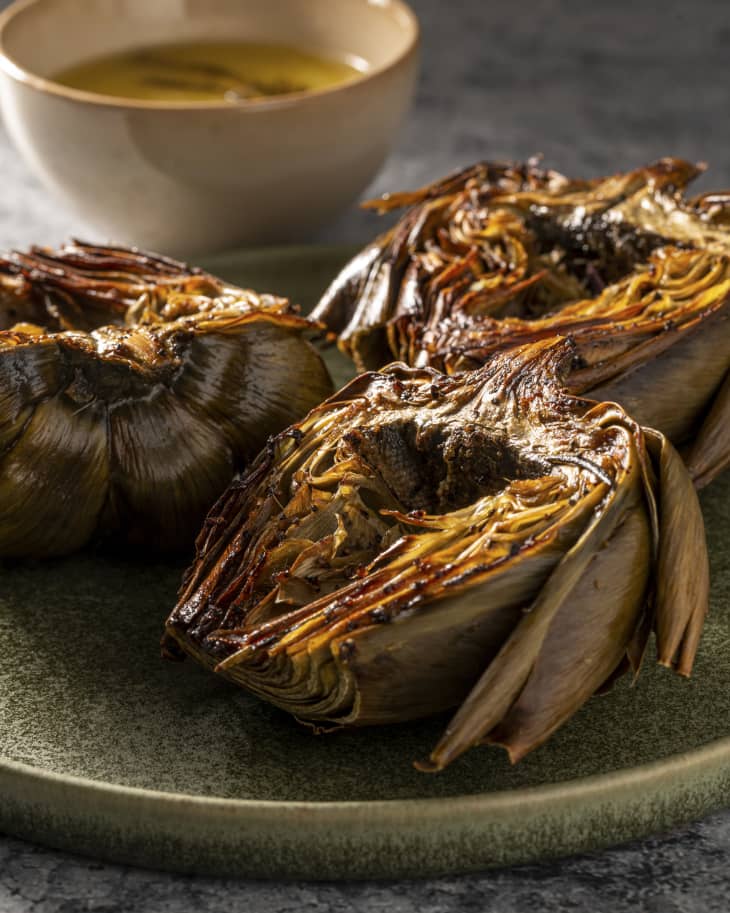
xmin=0 ymin=242 xmax=333 ymax=556
xmin=685 ymin=368 xmax=730 ymax=489
xmin=313 ymin=157 xmax=578 ymax=367
xmin=165 ymin=338 xmax=708 ymax=770
xmin=644 ymin=428 xmax=710 ymax=675
xmin=429 ymin=247 xmax=730 ymax=447
xmin=312 ymin=158 xmax=730 ymax=485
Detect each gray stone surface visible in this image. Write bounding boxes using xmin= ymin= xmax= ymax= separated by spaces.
xmin=1 ymin=812 xmax=730 ymax=913
xmin=0 ymin=0 xmax=728 ymax=909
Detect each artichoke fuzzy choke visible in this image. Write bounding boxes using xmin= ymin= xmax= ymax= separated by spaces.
xmin=0 ymin=242 xmax=332 ymax=556
xmin=165 ymin=338 xmax=708 ymax=770
xmin=313 ymin=158 xmax=730 ymax=487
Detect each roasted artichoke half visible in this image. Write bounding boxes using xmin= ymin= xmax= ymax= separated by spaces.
xmin=165 ymin=338 xmax=708 ymax=770
xmin=0 ymin=242 xmax=333 ymax=557
xmin=313 ymin=158 xmax=730 ymax=486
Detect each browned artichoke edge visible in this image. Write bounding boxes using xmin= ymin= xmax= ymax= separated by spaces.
xmin=164 ymin=337 xmax=709 ymax=772
xmin=312 ymin=157 xmax=730 ymax=489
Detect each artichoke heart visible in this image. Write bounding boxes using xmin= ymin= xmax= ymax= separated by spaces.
xmin=313 ymin=158 xmax=730 ymax=486
xmin=165 ymin=338 xmax=708 ymax=770
xmin=0 ymin=242 xmax=333 ymax=556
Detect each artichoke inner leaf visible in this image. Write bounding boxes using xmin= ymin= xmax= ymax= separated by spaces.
xmin=206 ymin=423 xmax=584 ymax=654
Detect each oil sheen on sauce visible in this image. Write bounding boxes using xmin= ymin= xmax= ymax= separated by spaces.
xmin=53 ymin=41 xmax=364 ymax=102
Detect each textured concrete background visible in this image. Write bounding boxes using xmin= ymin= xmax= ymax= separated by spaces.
xmin=1 ymin=0 xmax=729 ymax=909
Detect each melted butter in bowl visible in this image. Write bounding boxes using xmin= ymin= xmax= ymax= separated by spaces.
xmin=0 ymin=0 xmax=419 ymax=253
xmin=53 ymin=41 xmax=365 ymax=102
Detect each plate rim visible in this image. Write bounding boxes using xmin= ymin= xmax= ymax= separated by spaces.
xmin=198 ymin=241 xmax=362 ymax=275
xmin=2 ymin=734 xmax=729 ymax=878
xmin=3 ymin=733 xmax=730 ymax=813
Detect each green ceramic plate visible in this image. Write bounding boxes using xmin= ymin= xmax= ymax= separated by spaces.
xmin=0 ymin=245 xmax=728 ymax=880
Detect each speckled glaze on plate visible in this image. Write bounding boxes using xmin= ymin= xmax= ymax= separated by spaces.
xmin=0 ymin=245 xmax=728 ymax=880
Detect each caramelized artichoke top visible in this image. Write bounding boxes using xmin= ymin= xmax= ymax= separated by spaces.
xmin=0 ymin=243 xmax=333 ymax=557
xmin=313 ymin=158 xmax=730 ymax=485
xmin=166 ymin=338 xmax=708 ymax=770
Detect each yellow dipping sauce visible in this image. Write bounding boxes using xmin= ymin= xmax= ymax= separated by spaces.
xmin=53 ymin=41 xmax=363 ymax=102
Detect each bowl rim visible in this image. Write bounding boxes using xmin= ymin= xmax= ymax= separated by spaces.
xmin=0 ymin=0 xmax=420 ymax=111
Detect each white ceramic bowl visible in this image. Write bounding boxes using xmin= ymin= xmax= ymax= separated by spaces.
xmin=0 ymin=0 xmax=419 ymax=255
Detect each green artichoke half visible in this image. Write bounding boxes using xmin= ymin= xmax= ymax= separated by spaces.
xmin=0 ymin=242 xmax=332 ymax=556
xmin=313 ymin=158 xmax=730 ymax=487
xmin=165 ymin=338 xmax=708 ymax=770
